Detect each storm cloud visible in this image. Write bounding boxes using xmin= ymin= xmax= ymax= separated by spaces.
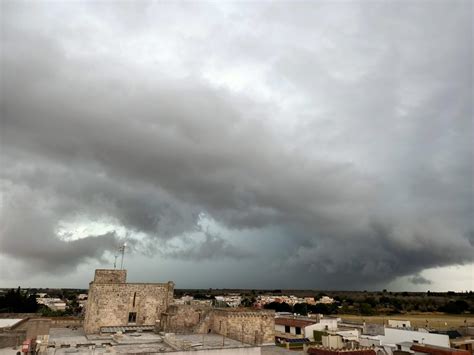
xmin=0 ymin=1 xmax=472 ymax=289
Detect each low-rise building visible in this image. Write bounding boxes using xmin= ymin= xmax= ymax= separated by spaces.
xmin=275 ymin=317 xmax=316 ymax=339
xmin=388 ymin=320 xmax=412 ymax=329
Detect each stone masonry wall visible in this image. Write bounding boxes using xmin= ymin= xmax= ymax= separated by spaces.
xmin=159 ymin=306 xmax=275 ymax=346
xmin=209 ymin=309 xmax=275 ymax=345
xmin=160 ymin=304 xmax=212 ymax=333
xmin=94 ymin=269 xmax=127 ymax=283
xmin=84 ymin=270 xmax=174 ymax=334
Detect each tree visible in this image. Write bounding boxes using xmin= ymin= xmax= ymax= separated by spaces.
xmin=294 ymin=303 xmax=308 ymax=315
xmin=241 ymin=297 xmax=256 ymax=308
xmin=309 ymin=303 xmax=333 ymax=315
xmin=360 ymin=303 xmax=374 ymax=316
xmin=264 ymin=302 xmax=292 ymax=313
xmin=439 ymin=300 xmax=469 ymax=314
xmin=0 ymin=287 xmax=38 ymax=313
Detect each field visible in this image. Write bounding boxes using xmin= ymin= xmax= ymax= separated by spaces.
xmin=339 ymin=313 xmax=474 ymax=330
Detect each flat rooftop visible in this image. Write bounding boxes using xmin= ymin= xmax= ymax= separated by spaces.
xmin=46 ymin=327 xmax=257 ymax=354
xmin=0 ymin=318 xmax=23 ymax=328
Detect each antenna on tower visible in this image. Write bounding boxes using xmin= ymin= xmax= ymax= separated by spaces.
xmin=113 ymin=254 xmax=118 ymax=269
xmin=119 ymin=243 xmax=127 ymax=269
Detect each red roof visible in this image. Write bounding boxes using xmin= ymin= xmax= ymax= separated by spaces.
xmin=275 ymin=317 xmax=316 ymax=328
xmin=308 ymin=349 xmax=376 ymax=355
xmin=411 ymin=344 xmax=470 ymax=355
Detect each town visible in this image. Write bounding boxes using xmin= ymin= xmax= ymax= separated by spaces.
xmin=0 ymin=269 xmax=473 ymax=354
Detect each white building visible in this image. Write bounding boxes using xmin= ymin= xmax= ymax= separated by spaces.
xmin=305 ymin=318 xmax=338 ymax=337
xmin=317 ymin=296 xmax=335 ymax=304
xmin=388 ymin=320 xmax=411 ymax=329
xmin=322 ymin=334 xmax=344 ymax=349
xmin=275 ymin=317 xmax=316 ymax=338
xmin=336 ymin=329 xmax=360 ymax=342
xmin=37 ymin=297 xmax=67 ymax=311
xmin=382 ymin=327 xmax=449 ymax=348
xmin=360 ymin=327 xmax=450 ymax=354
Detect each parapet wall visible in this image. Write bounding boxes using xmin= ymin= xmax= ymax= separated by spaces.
xmin=209 ymin=309 xmax=275 ymax=345
xmin=161 ymin=304 xmax=212 ymax=333
xmin=162 ymin=306 xmax=275 ymax=346
xmin=93 ymin=269 xmax=127 ymax=283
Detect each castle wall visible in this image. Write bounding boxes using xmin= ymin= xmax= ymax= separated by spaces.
xmin=160 ymin=304 xmax=212 ymax=333
xmin=84 ymin=270 xmax=174 ymax=334
xmin=162 ymin=306 xmax=275 ymax=346
xmin=209 ymin=309 xmax=275 ymax=345
xmin=93 ymin=269 xmax=127 ymax=283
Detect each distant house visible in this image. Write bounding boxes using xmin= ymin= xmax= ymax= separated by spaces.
xmin=360 ymin=327 xmax=451 ymax=354
xmin=275 ymin=317 xmax=316 ymax=338
xmin=388 ymin=320 xmax=411 ymax=329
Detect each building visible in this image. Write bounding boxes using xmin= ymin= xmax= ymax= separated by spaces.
xmin=394 ymin=343 xmax=471 ymax=355
xmin=450 ymin=338 xmax=474 ymax=354
xmin=83 ymin=269 xmax=174 ymax=334
xmin=307 ymin=347 xmax=376 ymax=355
xmin=388 ymin=320 xmax=412 ymax=329
xmin=317 ymin=296 xmax=335 ymax=304
xmin=36 ymin=297 xmax=67 ymax=311
xmin=360 ymin=327 xmax=451 ymax=355
xmin=275 ymin=317 xmax=316 ymax=339
xmin=305 ymin=317 xmax=340 ymax=334
xmin=161 ymin=304 xmax=275 ymax=345
xmin=383 ymin=328 xmax=450 ymax=348
xmin=322 ymin=334 xmax=345 ymax=349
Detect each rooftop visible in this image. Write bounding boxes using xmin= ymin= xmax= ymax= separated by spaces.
xmin=44 ymin=327 xmax=258 ymax=354
xmin=0 ymin=318 xmax=23 ymax=328
xmin=275 ymin=317 xmax=316 ymax=328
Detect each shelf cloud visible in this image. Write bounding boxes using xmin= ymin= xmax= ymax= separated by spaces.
xmin=1 ymin=1 xmax=472 ymax=289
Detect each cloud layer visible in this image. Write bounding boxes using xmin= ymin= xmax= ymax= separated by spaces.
xmin=0 ymin=1 xmax=472 ymax=289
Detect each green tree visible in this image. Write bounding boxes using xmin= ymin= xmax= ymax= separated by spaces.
xmin=360 ymin=303 xmax=374 ymax=315
xmin=294 ymin=303 xmax=308 ymax=315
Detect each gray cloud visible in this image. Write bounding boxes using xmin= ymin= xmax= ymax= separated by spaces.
xmin=0 ymin=1 xmax=472 ymax=288
xmin=0 ymin=186 xmax=120 ymax=272
xmin=158 ymin=231 xmax=254 ymax=261
xmin=409 ymin=274 xmax=432 ymax=286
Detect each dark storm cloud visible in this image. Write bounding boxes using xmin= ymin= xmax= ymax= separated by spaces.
xmin=159 ymin=230 xmax=254 ymax=261
xmin=0 ymin=185 xmax=120 ymax=272
xmin=409 ymin=274 xmax=432 ymax=286
xmin=0 ymin=1 xmax=472 ymax=288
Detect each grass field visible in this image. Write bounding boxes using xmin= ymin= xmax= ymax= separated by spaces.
xmin=339 ymin=313 xmax=474 ymax=330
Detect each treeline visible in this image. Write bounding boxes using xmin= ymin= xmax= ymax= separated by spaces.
xmin=0 ymin=287 xmax=82 ymax=316
xmin=264 ymin=301 xmax=338 ymax=315
xmin=263 ymin=297 xmax=473 ymax=316
xmin=0 ymin=287 xmax=38 ymax=313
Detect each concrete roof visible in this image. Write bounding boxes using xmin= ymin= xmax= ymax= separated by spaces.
xmin=0 ymin=319 xmax=23 ymax=328
xmin=46 ymin=327 xmax=257 ymax=354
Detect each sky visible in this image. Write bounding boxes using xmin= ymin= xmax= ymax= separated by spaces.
xmin=0 ymin=1 xmax=472 ymax=291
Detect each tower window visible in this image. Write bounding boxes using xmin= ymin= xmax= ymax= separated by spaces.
xmin=128 ymin=312 xmax=137 ymax=323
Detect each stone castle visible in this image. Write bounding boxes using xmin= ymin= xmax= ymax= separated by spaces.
xmin=84 ymin=269 xmax=174 ymax=334
xmin=83 ymin=269 xmax=275 ymax=345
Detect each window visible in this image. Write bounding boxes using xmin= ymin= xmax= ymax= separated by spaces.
xmin=295 ymin=327 xmax=301 ymax=335
xmin=285 ymin=325 xmax=290 ymax=333
xmin=128 ymin=312 xmax=137 ymax=323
